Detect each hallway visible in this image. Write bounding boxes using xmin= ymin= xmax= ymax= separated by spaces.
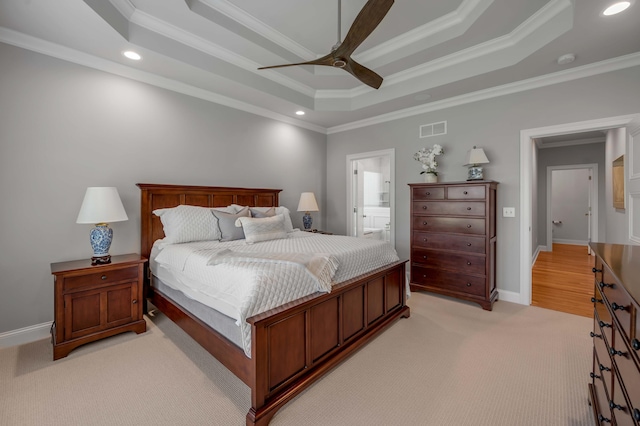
xmin=532 ymin=244 xmax=594 ymax=317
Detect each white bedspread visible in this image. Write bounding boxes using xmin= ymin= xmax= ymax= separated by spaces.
xmin=152 ymin=231 xmax=400 ymax=357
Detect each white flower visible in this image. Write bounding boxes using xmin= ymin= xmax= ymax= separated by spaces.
xmin=414 ymin=144 xmax=444 ymax=175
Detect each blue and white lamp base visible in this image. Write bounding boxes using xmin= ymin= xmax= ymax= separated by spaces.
xmin=302 ymin=212 xmax=313 ymax=230
xmin=90 ymin=223 xmax=113 ymax=265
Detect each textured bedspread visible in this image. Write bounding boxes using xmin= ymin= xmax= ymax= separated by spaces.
xmin=153 ymin=231 xmax=400 ymax=356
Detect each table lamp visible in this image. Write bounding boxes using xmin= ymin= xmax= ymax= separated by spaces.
xmin=76 ymin=187 xmax=128 ymax=265
xmin=297 ymin=192 xmax=319 ymax=230
xmin=464 ymin=146 xmax=490 ymax=181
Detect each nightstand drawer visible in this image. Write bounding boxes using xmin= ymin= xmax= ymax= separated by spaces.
xmin=64 ymin=266 xmax=139 ymax=292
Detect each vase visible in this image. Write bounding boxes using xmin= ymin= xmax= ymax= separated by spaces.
xmin=423 ymin=173 xmax=438 ymax=183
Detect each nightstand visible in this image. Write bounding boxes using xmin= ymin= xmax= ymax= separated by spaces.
xmin=50 ymin=253 xmax=147 ymax=360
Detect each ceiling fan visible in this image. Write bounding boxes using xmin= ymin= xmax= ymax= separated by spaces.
xmin=258 ymin=0 xmax=394 ymax=89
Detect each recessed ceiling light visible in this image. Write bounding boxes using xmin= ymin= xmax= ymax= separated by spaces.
xmin=295 ymin=111 xmax=305 ymax=116
xmin=123 ymin=51 xmax=141 ymax=60
xmin=557 ymin=53 xmax=576 ymax=65
xmin=603 ymin=1 xmax=631 ymax=15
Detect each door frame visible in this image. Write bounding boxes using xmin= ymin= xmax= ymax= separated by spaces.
xmin=519 ymin=114 xmax=640 ymax=306
xmin=546 ymin=163 xmax=598 ymax=249
xmin=346 ymin=149 xmax=395 ymax=248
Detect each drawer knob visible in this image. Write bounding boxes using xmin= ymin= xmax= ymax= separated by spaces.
xmin=466 ymin=207 xmax=471 ymax=210
xmin=599 ymin=364 xmax=610 ymax=372
xmin=422 ymin=205 xmax=427 ymax=210
xmin=466 ymin=283 xmax=471 ymax=287
xmin=423 ymin=238 xmax=428 ymax=242
xmin=423 ymin=275 xmax=427 ymax=278
xmin=132 ymin=299 xmax=137 ymax=304
xmin=423 ymin=255 xmax=427 ymax=259
xmin=609 ymin=347 xmax=625 ymax=357
xmin=590 ymin=372 xmax=601 ymax=380
xmin=466 ymin=261 xmax=471 ymax=265
xmin=591 ymin=297 xmax=603 ymax=304
xmin=101 ymin=275 xmax=107 ymax=280
xmin=599 ymin=321 xmax=611 ymax=328
xmin=426 ymin=192 xmax=431 ymax=195
xmin=466 ymin=224 xmax=472 ymax=228
xmin=609 ymin=401 xmax=624 ymax=411
xmin=463 ymin=191 xmax=468 ymax=195
xmin=598 ymin=414 xmax=611 ymax=423
xmin=634 ymin=408 xmax=640 ymax=421
xmin=592 ymin=267 xmax=602 ymax=273
xmin=599 ymin=281 xmax=614 ymax=289
xmin=611 ymin=302 xmax=626 ymax=311
xmin=632 ymin=338 xmax=640 ymax=351
xmin=466 ymin=243 xmax=472 ymax=246
xmin=590 ymin=331 xmax=602 ymax=339
xmin=423 ymin=221 xmax=428 ymax=225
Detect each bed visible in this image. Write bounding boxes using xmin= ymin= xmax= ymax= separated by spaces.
xmin=137 ymin=183 xmax=410 ymax=425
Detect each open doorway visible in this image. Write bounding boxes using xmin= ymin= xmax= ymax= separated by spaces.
xmin=346 ymin=149 xmax=395 ymax=247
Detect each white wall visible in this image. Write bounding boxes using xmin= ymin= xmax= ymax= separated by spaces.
xmin=0 ymin=43 xmax=327 ymax=334
xmin=605 ymin=127 xmax=629 ymax=242
xmin=326 ymin=66 xmax=640 ymax=294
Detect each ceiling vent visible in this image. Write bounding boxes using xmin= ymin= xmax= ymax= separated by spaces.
xmin=420 ymin=121 xmax=447 ymax=138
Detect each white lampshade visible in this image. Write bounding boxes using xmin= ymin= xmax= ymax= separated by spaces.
xmin=464 ymin=146 xmax=490 ymax=166
xmin=297 ymin=192 xmax=319 ymax=212
xmin=76 ymin=187 xmax=128 ymax=224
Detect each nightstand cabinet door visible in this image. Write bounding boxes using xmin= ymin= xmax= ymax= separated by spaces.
xmin=408 ymin=181 xmax=498 ymax=311
xmin=51 ymin=254 xmax=147 ymax=360
xmin=64 ymin=282 xmax=139 ymax=340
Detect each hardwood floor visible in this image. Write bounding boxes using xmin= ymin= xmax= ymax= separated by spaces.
xmin=531 ymin=243 xmax=594 ymax=317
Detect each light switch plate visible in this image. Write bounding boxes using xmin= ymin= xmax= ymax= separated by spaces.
xmin=503 ymin=207 xmax=516 ymax=217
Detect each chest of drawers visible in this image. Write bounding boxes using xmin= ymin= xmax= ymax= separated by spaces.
xmin=588 ymin=243 xmax=640 ymax=425
xmin=408 ymin=181 xmax=498 ymax=310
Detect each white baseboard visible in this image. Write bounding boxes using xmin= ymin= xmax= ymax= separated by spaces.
xmin=552 ymin=239 xmax=588 ymax=246
xmin=532 ymin=245 xmax=547 ymax=264
xmin=0 ymin=322 xmax=52 ymax=348
xmin=497 ymin=289 xmax=525 ymax=305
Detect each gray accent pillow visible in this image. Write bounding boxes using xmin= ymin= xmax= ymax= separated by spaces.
xmin=250 ymin=207 xmax=276 ymax=218
xmin=211 ymin=207 xmax=250 ymax=241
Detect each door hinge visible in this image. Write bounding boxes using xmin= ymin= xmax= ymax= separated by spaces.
xmin=353 ymin=208 xmax=357 ymax=213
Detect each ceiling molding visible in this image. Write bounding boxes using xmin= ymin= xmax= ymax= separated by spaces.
xmin=0 ymin=27 xmax=326 ymax=135
xmin=327 ymin=52 xmax=640 ymax=134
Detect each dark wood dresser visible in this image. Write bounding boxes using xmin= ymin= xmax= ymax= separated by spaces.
xmin=589 ymin=242 xmax=640 ymax=425
xmin=408 ymin=181 xmax=498 ymax=310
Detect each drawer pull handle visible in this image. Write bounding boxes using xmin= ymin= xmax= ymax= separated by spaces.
xmin=466 ymin=261 xmax=471 ymax=265
xmin=463 ymin=191 xmax=468 ymax=195
xmin=597 ymin=414 xmax=611 ymax=423
xmin=599 ymin=364 xmax=610 ymax=372
xmin=609 ymin=347 xmax=625 ymax=357
xmin=422 ymin=206 xmax=427 ymax=210
xmin=634 ymin=408 xmax=640 ymax=421
xmin=590 ymin=331 xmax=602 ymax=339
xmin=592 ymin=267 xmax=602 ymax=273
xmin=599 ymin=321 xmax=611 ymax=329
xmin=423 ymin=238 xmax=428 ymax=242
xmin=466 ymin=283 xmax=471 ymax=287
xmin=599 ymin=281 xmax=614 ymax=289
xmin=101 ymin=275 xmax=107 ymax=280
xmin=591 ymin=297 xmax=603 ymax=304
xmin=609 ymin=401 xmax=624 ymax=411
xmin=611 ymin=302 xmax=626 ymax=311
xmin=423 ymin=256 xmax=427 ymax=259
xmin=423 ymin=222 xmax=428 ymax=225
xmin=426 ymin=192 xmax=431 ymax=195
xmin=132 ymin=299 xmax=137 ymax=304
xmin=590 ymin=372 xmax=600 ymax=380
xmin=632 ymin=339 xmax=640 ymax=351
xmin=466 ymin=224 xmax=472 ymax=228
xmin=466 ymin=243 xmax=472 ymax=246
xmin=466 ymin=207 xmax=471 ymax=210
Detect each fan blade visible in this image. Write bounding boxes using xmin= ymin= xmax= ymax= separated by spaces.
xmin=336 ymin=0 xmax=394 ymax=57
xmin=258 ymin=54 xmax=334 ymax=70
xmin=344 ymin=58 xmax=383 ymax=89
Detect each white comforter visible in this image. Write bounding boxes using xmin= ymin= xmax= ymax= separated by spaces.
xmin=152 ymin=231 xmax=400 ymax=356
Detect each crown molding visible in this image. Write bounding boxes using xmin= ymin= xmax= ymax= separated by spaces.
xmin=327 ymin=52 xmax=640 ymax=134
xmin=0 ymin=28 xmax=326 ymax=134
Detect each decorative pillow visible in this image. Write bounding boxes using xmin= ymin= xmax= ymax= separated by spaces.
xmin=152 ymin=204 xmax=235 ymax=244
xmin=212 ymin=207 xmax=250 ymax=242
xmin=235 ymin=214 xmax=288 ymax=244
xmin=250 ymin=207 xmax=276 ymax=218
xmin=234 ymin=205 xmax=295 ymax=233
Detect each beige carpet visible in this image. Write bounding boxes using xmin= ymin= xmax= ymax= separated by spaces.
xmin=0 ymin=293 xmax=595 ymax=426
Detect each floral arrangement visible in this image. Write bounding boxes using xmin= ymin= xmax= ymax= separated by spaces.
xmin=414 ymin=144 xmax=444 ymax=175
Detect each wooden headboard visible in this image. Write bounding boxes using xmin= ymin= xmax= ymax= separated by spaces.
xmin=137 ymin=183 xmax=282 ymax=260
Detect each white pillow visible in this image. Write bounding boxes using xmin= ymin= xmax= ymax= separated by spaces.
xmin=152 ymin=205 xmax=236 ymax=244
xmin=232 ymin=205 xmax=295 ymax=233
xmin=235 ymin=214 xmax=288 ymax=244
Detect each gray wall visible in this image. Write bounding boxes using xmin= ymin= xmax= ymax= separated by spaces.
xmin=536 ymin=143 xmax=606 ymax=247
xmin=326 ymin=66 xmax=640 ymax=294
xmin=0 ymin=43 xmax=326 ymax=333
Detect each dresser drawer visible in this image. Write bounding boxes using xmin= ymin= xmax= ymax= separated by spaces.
xmin=412 ymin=249 xmax=485 ymax=275
xmin=611 ymin=369 xmax=637 ymax=426
xmin=63 ymin=266 xmax=139 ymax=292
xmin=412 ymin=186 xmax=444 ymax=200
xmin=611 ymin=339 xmax=640 ymax=419
xmin=413 ymin=201 xmax=485 ymax=216
xmin=600 ymin=264 xmax=633 ymax=343
xmin=595 ymin=301 xmax=614 ymax=348
xmin=412 ymin=232 xmax=486 ymax=254
xmin=447 ymin=185 xmax=486 ymax=199
xmin=592 ymin=355 xmax=613 ymax=425
xmin=412 ymin=217 xmax=486 ymax=235
xmin=593 ymin=317 xmax=613 ymax=391
xmin=411 ymin=266 xmax=485 ymax=296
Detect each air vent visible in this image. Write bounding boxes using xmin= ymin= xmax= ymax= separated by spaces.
xmin=420 ymin=121 xmax=447 ymax=138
